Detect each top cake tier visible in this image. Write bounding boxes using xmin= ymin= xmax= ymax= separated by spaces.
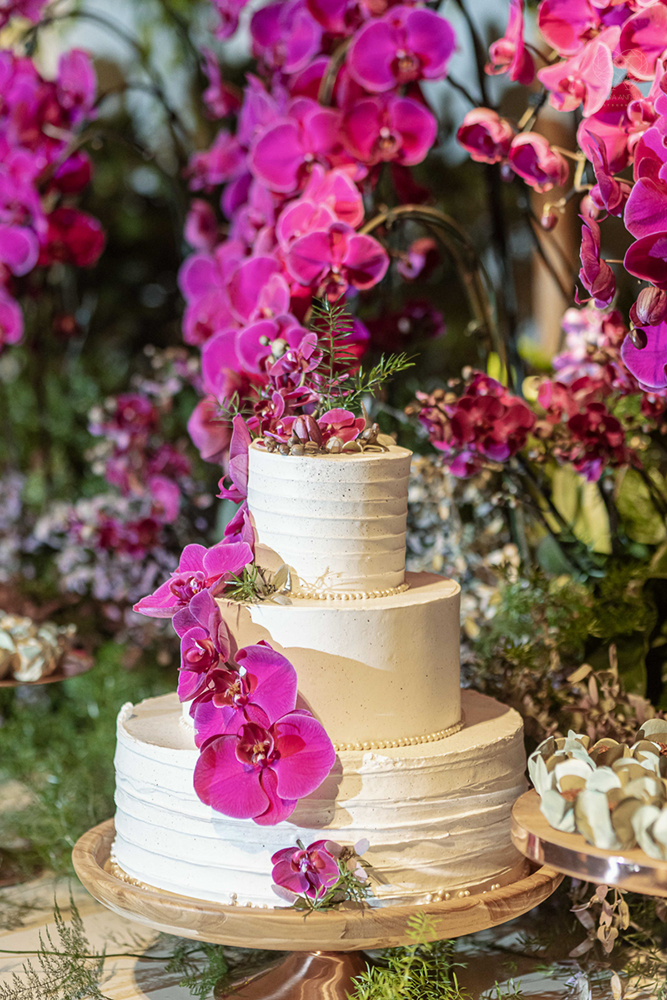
xmin=247 ymin=443 xmax=412 ymax=596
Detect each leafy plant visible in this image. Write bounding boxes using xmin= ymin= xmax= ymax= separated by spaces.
xmin=348 ymin=914 xmax=468 ymax=1000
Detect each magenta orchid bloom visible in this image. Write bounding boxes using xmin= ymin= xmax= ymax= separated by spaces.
xmin=621 ymin=321 xmax=667 ymax=391
xmin=538 ymin=30 xmax=619 ymax=118
xmin=347 ymin=5 xmax=455 ymax=93
xmin=286 ymin=221 xmax=389 ymax=300
xmin=577 ymin=82 xmax=649 ymax=175
xmin=0 ymin=0 xmax=48 ymax=28
xmin=185 ymin=200 xmax=219 ymax=251
xmin=619 ymin=6 xmax=667 ymax=82
xmin=201 ymin=48 xmax=240 ymax=119
xmin=317 ymin=407 xmax=365 ymax=443
xmin=301 ymin=166 xmax=364 ymax=228
xmin=187 ymin=395 xmax=232 ymax=465
xmin=172 ymin=590 xmax=232 ymax=702
xmin=251 ymin=0 xmax=322 ymax=75
xmin=271 ymin=840 xmax=340 ymax=899
xmin=190 ymin=642 xmax=299 ymax=745
xmin=457 ymin=108 xmax=514 ymax=164
xmin=588 ymin=135 xmax=631 ymax=217
xmin=486 ymin=0 xmax=534 ymax=84
xmin=0 ymin=288 xmax=23 ymax=348
xmin=342 ymin=95 xmax=437 ymax=167
xmin=133 ymin=539 xmax=253 ymax=617
xmin=218 ymin=414 xmax=251 ymax=503
xmin=537 ymin=0 xmax=600 ymax=57
xmin=193 ymin=709 xmax=335 ymax=824
xmin=250 ymin=100 xmax=342 ymax=194
xmin=508 ymin=133 xmax=569 ymax=192
xmin=56 ymin=49 xmax=96 ymax=122
xmin=211 ymin=0 xmax=250 ymax=39
xmin=578 ymin=217 xmax=616 ymax=309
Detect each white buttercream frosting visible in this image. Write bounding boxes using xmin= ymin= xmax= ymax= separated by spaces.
xmin=247 ymin=443 xmax=411 ymax=595
xmin=112 ymin=689 xmax=527 ymax=907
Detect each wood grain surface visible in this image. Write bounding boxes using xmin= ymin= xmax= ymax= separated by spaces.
xmin=73 ymin=819 xmax=563 ymax=952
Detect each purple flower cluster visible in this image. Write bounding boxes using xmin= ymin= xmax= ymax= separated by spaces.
xmin=0 ymin=46 xmax=103 ymax=348
xmin=416 ymin=373 xmax=536 ymax=478
xmin=182 ymin=0 xmax=457 ymax=464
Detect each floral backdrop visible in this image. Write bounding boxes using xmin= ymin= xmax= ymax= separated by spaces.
xmin=4 ymin=0 xmax=667 ymax=995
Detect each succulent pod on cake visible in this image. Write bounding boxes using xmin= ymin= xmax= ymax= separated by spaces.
xmin=0 ymin=612 xmax=79 ymax=682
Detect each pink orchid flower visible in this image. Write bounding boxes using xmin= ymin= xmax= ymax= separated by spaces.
xmin=457 ymin=108 xmax=514 ymax=164
xmin=342 ymin=94 xmax=437 ymax=167
xmin=301 ymin=165 xmax=364 ymax=228
xmin=184 ymin=200 xmax=219 ymax=252
xmin=620 ymin=6 xmax=667 ymax=82
xmin=56 ymin=49 xmax=96 ymax=123
xmin=193 ymin=709 xmax=335 ymax=824
xmin=537 ymin=0 xmax=600 ymax=57
xmin=237 ymin=74 xmax=288 ymax=148
xmin=191 ymin=642 xmax=299 ymax=746
xmin=0 ymin=288 xmax=23 ymax=348
xmin=588 ymin=135 xmax=631 ymax=216
xmin=271 ymin=840 xmax=340 ymax=900
xmin=217 ymin=414 xmax=251 ymax=503
xmin=0 ymin=224 xmax=38 ymax=276
xmin=621 ymin=321 xmax=667 ymax=391
xmin=317 ymin=407 xmax=365 ymax=443
xmin=211 ymin=0 xmax=250 ymax=39
xmin=508 ymin=133 xmax=569 ymax=192
xmin=486 ymin=0 xmax=534 ymax=84
xmin=0 ymin=0 xmax=48 ymax=28
xmin=222 ymin=501 xmax=256 ymax=548
xmin=38 ymin=208 xmax=105 ymax=268
xmin=624 ymin=232 xmax=667 ymax=289
xmin=235 ymin=316 xmax=310 ymax=373
xmin=347 ymin=5 xmax=455 ymax=93
xmin=201 ymin=47 xmax=240 ymax=119
xmin=276 ymin=198 xmax=337 ymax=252
xmin=172 ymin=590 xmax=232 ymax=702
xmin=251 ymin=0 xmax=322 ymax=75
xmin=148 ymin=475 xmax=181 ymax=524
xmin=227 ymin=256 xmax=287 ymax=324
xmin=538 ymin=29 xmax=618 ymax=117
xmin=188 ymin=131 xmax=247 ymax=191
xmin=201 ymin=327 xmax=257 ymax=404
xmin=250 ymin=99 xmax=343 ymax=194
xmin=578 ymin=216 xmax=616 ymax=308
xmin=133 ymin=539 xmax=253 ymax=617
xmin=577 ymin=82 xmax=647 ymax=174
xmin=286 ymin=220 xmax=389 ymax=300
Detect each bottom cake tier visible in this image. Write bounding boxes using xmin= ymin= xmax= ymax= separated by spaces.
xmin=111 ymin=688 xmax=527 ymax=908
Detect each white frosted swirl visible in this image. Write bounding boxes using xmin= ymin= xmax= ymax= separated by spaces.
xmin=247 ymin=444 xmax=411 ymax=595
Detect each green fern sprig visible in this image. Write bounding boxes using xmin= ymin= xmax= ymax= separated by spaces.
xmin=348 ymin=915 xmax=469 ymax=1000
xmin=0 ymin=893 xmax=108 ymax=1000
xmin=165 ymin=940 xmax=230 ymax=998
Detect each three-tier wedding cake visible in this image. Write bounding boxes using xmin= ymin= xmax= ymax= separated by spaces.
xmin=111 ymin=442 xmax=527 ymax=907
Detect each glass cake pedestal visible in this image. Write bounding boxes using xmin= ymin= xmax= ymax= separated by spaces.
xmin=73 ymin=818 xmax=563 ymax=999
xmin=512 ymin=790 xmax=667 ymax=897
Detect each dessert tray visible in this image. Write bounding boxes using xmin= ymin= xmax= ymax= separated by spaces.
xmin=512 ymin=790 xmax=667 ymax=897
xmin=0 ymin=652 xmax=93 ymax=688
xmin=73 ymin=818 xmax=563 ymax=999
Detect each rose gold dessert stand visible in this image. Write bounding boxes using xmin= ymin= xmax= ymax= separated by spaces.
xmin=512 ymin=789 xmax=667 ymax=897
xmin=0 ymin=651 xmax=94 ymax=688
xmin=73 ymin=818 xmax=563 ymax=999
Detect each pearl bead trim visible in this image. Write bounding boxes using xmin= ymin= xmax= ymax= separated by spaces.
xmin=293 ymin=582 xmax=410 ymax=601
xmin=332 ymin=715 xmax=464 ymax=752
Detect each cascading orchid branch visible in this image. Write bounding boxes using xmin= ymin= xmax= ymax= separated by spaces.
xmin=0 ymin=41 xmax=104 ymax=350
xmin=456 ymin=0 xmax=667 ymax=394
xmin=181 ymin=0 xmax=456 ymax=466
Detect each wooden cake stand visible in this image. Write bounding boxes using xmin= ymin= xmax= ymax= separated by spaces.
xmin=512 ymin=789 xmax=667 ymax=897
xmin=73 ymin=818 xmax=563 ymax=999
xmin=0 ymin=651 xmax=93 ymax=688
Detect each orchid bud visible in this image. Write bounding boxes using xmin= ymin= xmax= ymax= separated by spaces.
xmin=579 ymin=194 xmax=600 ymax=220
xmin=630 ymin=287 xmax=667 ymax=329
xmin=540 ymin=208 xmax=558 ymax=231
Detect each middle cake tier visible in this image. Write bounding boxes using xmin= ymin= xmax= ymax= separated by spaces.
xmin=208 ymin=570 xmax=461 ymax=748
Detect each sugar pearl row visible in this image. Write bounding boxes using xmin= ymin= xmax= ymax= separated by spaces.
xmin=332 ymin=717 xmax=464 ymax=752
xmin=293 ymin=583 xmax=410 ymax=601
xmin=425 ymin=881 xmax=501 ymax=903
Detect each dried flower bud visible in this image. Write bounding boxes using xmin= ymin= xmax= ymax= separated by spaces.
xmin=630 ymin=287 xmax=667 ymax=329
xmin=326 ymin=436 xmax=343 ymax=453
xmin=270 ymin=338 xmax=288 ymax=358
xmin=628 ymin=327 xmax=648 ymax=349
xmin=293 ymin=414 xmax=323 ymax=446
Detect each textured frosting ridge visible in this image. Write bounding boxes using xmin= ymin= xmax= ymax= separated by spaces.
xmin=112 ymin=690 xmax=527 ymax=908
xmin=247 ymin=444 xmax=411 ymax=594
xmin=213 ymin=571 xmax=461 ymax=745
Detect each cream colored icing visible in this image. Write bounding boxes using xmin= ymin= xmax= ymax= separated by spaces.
xmin=112 ymin=689 xmax=527 ymax=908
xmin=247 ymin=444 xmax=411 ymax=595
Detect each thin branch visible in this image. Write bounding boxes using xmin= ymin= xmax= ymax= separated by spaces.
xmin=525 ymin=210 xmax=576 ymax=304
xmin=444 ymin=74 xmax=480 ymax=108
